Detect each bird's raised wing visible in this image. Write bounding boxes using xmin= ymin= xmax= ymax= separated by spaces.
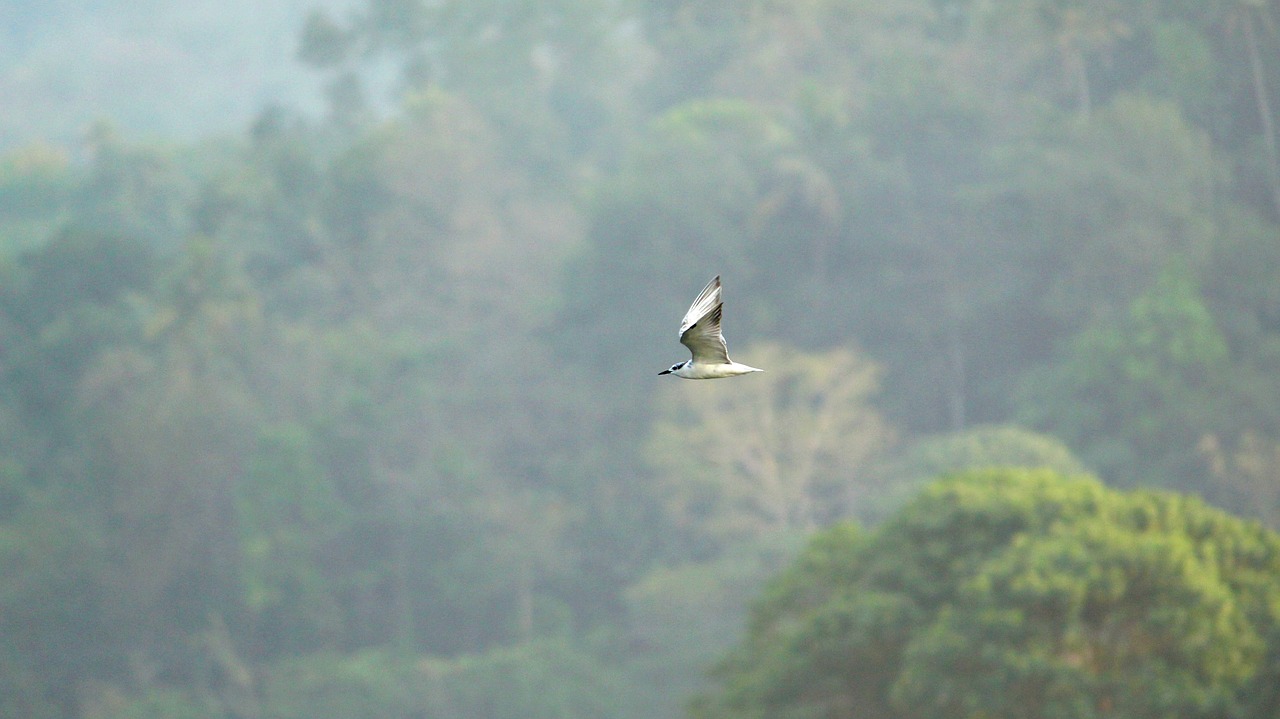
xmin=679 ymin=276 xmax=731 ymax=364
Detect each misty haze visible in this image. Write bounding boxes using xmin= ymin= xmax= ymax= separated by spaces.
xmin=2 ymin=2 xmax=1279 ymax=719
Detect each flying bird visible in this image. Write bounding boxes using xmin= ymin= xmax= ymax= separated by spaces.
xmin=659 ymin=275 xmax=763 ymax=379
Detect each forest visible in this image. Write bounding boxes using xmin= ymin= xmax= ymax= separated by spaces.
xmin=2 ymin=0 xmax=1280 ymax=718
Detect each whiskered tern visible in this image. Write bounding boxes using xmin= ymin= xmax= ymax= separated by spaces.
xmin=659 ymin=275 xmax=763 ymax=379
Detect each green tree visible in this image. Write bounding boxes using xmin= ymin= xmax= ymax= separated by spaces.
xmin=0 ymin=227 xmax=153 ymax=444
xmin=235 ymin=423 xmax=350 ymax=655
xmin=0 ymin=143 xmax=74 ymax=254
xmin=619 ymin=538 xmax=805 ymax=719
xmin=419 ymin=638 xmax=634 ymax=719
xmin=0 ymin=472 xmax=107 ymax=719
xmin=648 ymin=343 xmax=893 ymax=554
xmin=190 ymin=112 xmax=329 ymax=293
xmin=87 ymin=689 xmax=222 ymax=719
xmin=693 ymin=468 xmax=1280 ymax=719
xmin=1201 ymin=431 xmax=1280 ymax=529
xmin=258 ymin=650 xmax=424 ymax=719
xmin=298 ymin=0 xmax=634 ymax=166
xmin=73 ymin=123 xmax=201 ymax=245
xmin=290 ymin=89 xmax=591 ymax=652
xmin=1020 ymin=261 xmax=1231 ymax=489
xmin=1221 ymin=0 xmax=1280 ymax=216
xmin=1006 ymin=95 xmax=1222 ymax=331
xmin=63 ymin=240 xmax=269 ymax=698
xmin=865 ymin=424 xmax=1088 ymax=521
xmin=257 ymin=641 xmax=634 ymax=719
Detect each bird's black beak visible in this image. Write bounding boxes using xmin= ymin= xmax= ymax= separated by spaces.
xmin=658 ymin=368 xmax=671 ymax=375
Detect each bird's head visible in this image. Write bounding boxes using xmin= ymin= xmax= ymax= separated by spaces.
xmin=658 ymin=361 xmax=686 ymax=376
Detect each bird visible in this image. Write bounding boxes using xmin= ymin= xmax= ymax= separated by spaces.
xmin=659 ymin=275 xmax=764 ymax=379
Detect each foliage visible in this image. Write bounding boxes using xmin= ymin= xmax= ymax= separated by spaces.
xmin=0 ymin=226 xmax=153 ymax=443
xmin=3 ymin=1 xmax=1280 ymax=718
xmin=0 ymin=482 xmax=107 ymax=718
xmin=87 ymin=690 xmax=221 ymax=719
xmin=1201 ymin=431 xmax=1280 ymax=529
xmin=259 ymin=650 xmax=424 ymax=719
xmin=1020 ymin=261 xmax=1232 ymax=488
xmin=0 ymin=143 xmax=74 ymax=253
xmin=865 ymin=424 xmax=1088 ymax=520
xmin=648 ymin=343 xmax=893 ymax=553
xmin=236 ymin=423 xmax=350 ymax=653
xmin=693 ymin=469 xmax=1280 ymax=719
xmin=1005 ymin=95 xmax=1222 ymax=330
xmin=258 ymin=641 xmax=634 ymax=719
xmin=618 ymin=537 xmax=807 ymax=719
xmin=420 ymin=639 xmax=635 ymax=719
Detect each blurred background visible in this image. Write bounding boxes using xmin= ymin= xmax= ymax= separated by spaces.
xmin=2 ymin=1 xmax=1279 ymax=718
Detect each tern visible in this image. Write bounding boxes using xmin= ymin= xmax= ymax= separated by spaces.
xmin=659 ymin=275 xmax=763 ymax=379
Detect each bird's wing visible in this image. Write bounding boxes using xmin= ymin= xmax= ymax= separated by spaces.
xmin=679 ymin=276 xmax=731 ymax=364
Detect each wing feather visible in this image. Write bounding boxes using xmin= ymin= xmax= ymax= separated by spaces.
xmin=679 ymin=276 xmax=731 ymax=364
xmin=679 ymin=276 xmax=721 ymax=336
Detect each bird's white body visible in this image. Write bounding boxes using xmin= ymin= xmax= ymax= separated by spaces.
xmin=668 ymin=360 xmax=763 ymax=379
xmin=659 ymin=275 xmax=763 ymax=380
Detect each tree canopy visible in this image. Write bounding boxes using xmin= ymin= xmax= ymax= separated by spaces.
xmin=693 ymin=469 xmax=1280 ymax=719
xmin=2 ymin=0 xmax=1280 ymax=717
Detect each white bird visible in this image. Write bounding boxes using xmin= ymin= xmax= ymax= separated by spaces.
xmin=659 ymin=275 xmax=763 ymax=379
